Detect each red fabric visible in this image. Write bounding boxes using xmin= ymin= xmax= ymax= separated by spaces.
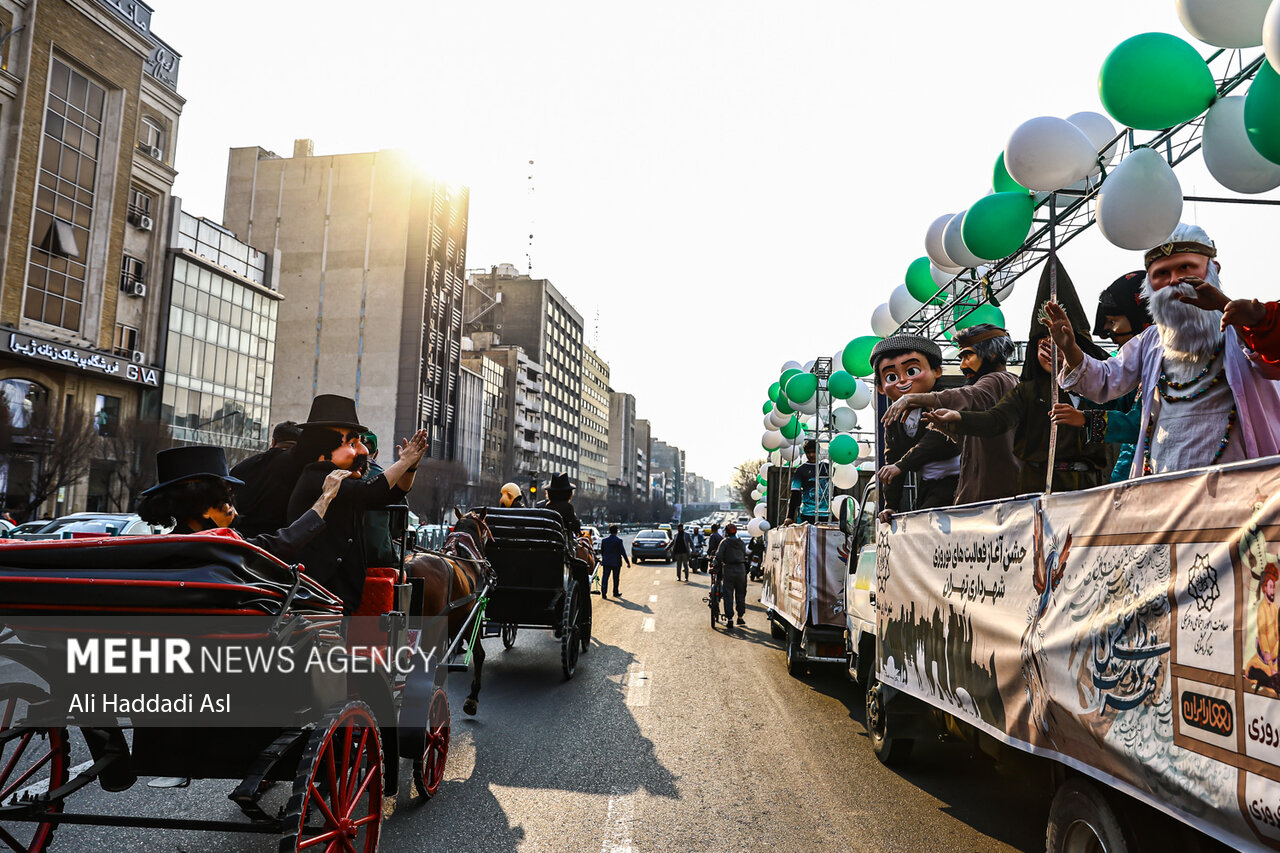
xmin=1242 ymin=302 xmax=1280 ymax=365
xmin=347 ymin=567 xmax=399 ymax=648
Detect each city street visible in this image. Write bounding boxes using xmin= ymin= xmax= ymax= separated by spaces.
xmin=28 ymin=534 xmax=1050 ymax=853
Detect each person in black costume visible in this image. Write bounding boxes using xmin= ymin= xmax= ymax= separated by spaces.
xmin=539 ymin=472 xmax=591 ymax=626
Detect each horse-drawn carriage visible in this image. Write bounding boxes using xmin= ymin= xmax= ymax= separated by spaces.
xmin=477 ymin=507 xmax=594 ymax=680
xmin=0 ymin=529 xmax=473 ymax=852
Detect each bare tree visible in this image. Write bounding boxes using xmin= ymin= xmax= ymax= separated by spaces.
xmin=730 ymin=458 xmax=766 ymax=511
xmin=16 ymin=404 xmax=98 ymax=520
xmin=405 ymin=457 xmax=469 ymax=525
xmin=100 ymin=415 xmax=175 ymax=512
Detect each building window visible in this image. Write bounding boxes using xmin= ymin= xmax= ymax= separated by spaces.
xmin=1 ymin=378 xmax=50 ymax=431
xmin=138 ymin=116 xmax=164 ymax=157
xmin=93 ymin=394 xmax=120 ymax=437
xmin=128 ymin=186 xmax=153 ymax=225
xmin=120 ymin=255 xmax=145 ymax=291
xmin=25 ymin=57 xmax=105 ymax=332
xmin=113 ymin=323 xmax=139 ymax=357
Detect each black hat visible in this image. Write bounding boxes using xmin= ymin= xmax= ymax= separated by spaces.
xmin=141 ymin=445 xmax=244 ymax=496
xmin=548 ymin=472 xmax=575 ymax=492
xmin=870 ymin=334 xmax=943 ymax=373
xmin=302 ymin=394 xmax=366 ymax=431
xmin=1023 ymin=258 xmax=1108 ymax=382
xmin=1093 ymin=270 xmax=1151 ymax=339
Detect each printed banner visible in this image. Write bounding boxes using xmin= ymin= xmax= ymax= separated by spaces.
xmin=878 ymin=460 xmax=1280 ymax=852
xmin=760 ymin=524 xmax=848 ymax=631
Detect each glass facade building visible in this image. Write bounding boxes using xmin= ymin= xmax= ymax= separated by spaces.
xmin=162 ymin=210 xmax=280 ymax=452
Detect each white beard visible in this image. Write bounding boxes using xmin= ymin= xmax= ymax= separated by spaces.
xmin=1143 ymin=267 xmax=1224 ymax=381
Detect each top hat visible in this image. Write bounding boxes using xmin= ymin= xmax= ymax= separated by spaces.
xmin=548 ymin=472 xmax=575 ymax=492
xmin=141 ymin=446 xmax=244 ymax=496
xmin=302 ymin=394 xmax=366 ymax=432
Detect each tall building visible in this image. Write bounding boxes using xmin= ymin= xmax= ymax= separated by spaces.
xmin=162 ymin=203 xmax=280 ymax=454
xmin=222 ymin=142 xmax=468 ymax=458
xmin=0 ymin=0 xmax=183 ymax=517
xmin=634 ymin=418 xmax=652 ymax=500
xmin=459 ymin=347 xmax=507 ymax=487
xmin=579 ymin=345 xmax=610 ymax=499
xmin=465 ymin=266 xmax=582 ymax=481
xmin=455 ymin=364 xmax=483 ymax=487
xmin=607 ymin=390 xmax=636 ymax=499
xmin=650 ymin=439 xmax=685 ymax=504
xmin=466 ymin=333 xmax=542 ymax=482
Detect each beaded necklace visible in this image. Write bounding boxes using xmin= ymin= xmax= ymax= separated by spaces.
xmin=1142 ymin=404 xmax=1236 ymax=476
xmin=1158 ymin=340 xmax=1224 ymax=391
xmin=1157 ymin=369 xmax=1226 ymax=403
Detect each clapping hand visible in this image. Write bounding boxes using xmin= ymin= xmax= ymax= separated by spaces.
xmin=397 ymin=429 xmax=429 ymax=466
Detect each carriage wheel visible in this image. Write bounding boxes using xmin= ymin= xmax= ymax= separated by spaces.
xmin=579 ymin=602 xmax=592 ymax=655
xmin=501 ymin=624 xmax=517 ymax=650
xmin=411 ymin=688 xmax=450 ymax=799
xmin=279 ymin=700 xmax=382 ymax=853
xmin=0 ymin=685 xmax=69 ymax=853
xmin=561 ymin=582 xmax=581 ymax=680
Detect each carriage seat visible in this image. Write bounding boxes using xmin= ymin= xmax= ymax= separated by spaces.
xmin=480 ymin=507 xmax=568 ymax=590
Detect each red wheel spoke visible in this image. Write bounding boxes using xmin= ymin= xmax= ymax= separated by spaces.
xmin=338 ymin=725 xmax=353 ymax=804
xmin=0 ymin=742 xmax=54 ymax=800
xmin=0 ymin=731 xmax=35 ymax=789
xmin=340 ymin=837 xmax=357 ymax=853
xmin=324 ymin=743 xmax=339 ymax=809
xmin=343 ymin=766 xmax=376 ymax=819
xmin=351 ymin=813 xmax=379 ymax=827
xmin=297 ymin=827 xmax=342 ymax=849
xmin=345 ymin=727 xmax=370 ymax=798
xmin=307 ymin=781 xmax=342 ymax=827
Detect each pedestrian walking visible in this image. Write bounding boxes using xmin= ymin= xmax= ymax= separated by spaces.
xmin=671 ymin=523 xmax=692 ymax=581
xmin=599 ymin=524 xmax=630 ymax=600
xmin=713 ymin=522 xmax=750 ymax=627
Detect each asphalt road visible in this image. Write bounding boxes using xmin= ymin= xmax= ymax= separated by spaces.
xmin=7 ymin=533 xmax=1051 ymax=852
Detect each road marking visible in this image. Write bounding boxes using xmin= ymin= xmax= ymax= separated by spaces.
xmin=601 ymin=786 xmax=638 ymax=853
xmin=642 ymin=617 xmax=655 ymax=632
xmin=15 ymin=759 xmax=93 ymax=798
xmin=653 ymin=580 xmax=659 ymax=585
xmin=622 ymin=663 xmax=650 ymax=707
xmin=649 ymin=595 xmax=657 ymax=603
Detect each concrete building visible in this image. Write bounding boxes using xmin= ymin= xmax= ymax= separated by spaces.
xmin=460 ymin=346 xmax=507 ymax=488
xmin=634 ymin=418 xmax=652 ymax=500
xmin=0 ymin=0 xmax=183 ymax=518
xmin=465 ymin=266 xmax=582 ymax=481
xmin=162 ymin=203 xmax=280 ymax=454
xmin=467 ymin=332 xmax=542 ymax=483
xmin=455 ymin=364 xmax=483 ymax=488
xmin=650 ymin=439 xmax=684 ymax=505
xmin=607 ymin=390 xmax=636 ymax=499
xmin=579 ymin=345 xmax=610 ymax=499
xmin=222 ymin=142 xmax=468 ymax=459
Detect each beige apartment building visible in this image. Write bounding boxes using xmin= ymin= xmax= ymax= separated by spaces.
xmin=579 ymin=344 xmax=609 ymax=500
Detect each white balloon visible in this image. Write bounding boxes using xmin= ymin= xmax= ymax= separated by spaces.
xmin=1097 ymin=148 xmax=1184 ymax=251
xmin=1004 ymin=116 xmax=1099 ymax=192
xmin=857 ymin=441 xmax=875 ymax=462
xmin=870 ymin=303 xmax=898 ymax=337
xmin=753 ymin=503 xmax=767 ymax=518
xmin=780 ymin=360 xmax=802 ymax=373
xmin=762 ymin=430 xmax=785 ymax=451
xmin=1067 ymin=111 xmax=1120 ymax=175
xmin=1268 ymin=0 xmax=1280 ymax=76
xmin=747 ymin=518 xmax=771 ymax=537
xmin=763 ymin=413 xmax=778 ymax=430
xmin=930 ymin=263 xmax=957 ymax=289
xmin=1202 ymin=96 xmax=1280 ymax=193
xmin=942 ymin=208 xmax=984 ymax=269
xmin=770 ymin=408 xmax=792 ymax=428
xmin=803 ymin=359 xmax=816 ymax=372
xmin=925 ymin=213 xmax=964 ymax=271
xmin=833 ymin=349 xmax=844 ymax=368
xmin=830 ymin=493 xmax=858 ymax=521
xmin=889 ymin=285 xmax=924 ymax=325
xmin=831 ymin=464 xmax=859 ymax=490
xmin=830 ymin=406 xmax=858 ymax=432
xmin=1179 ymin=0 xmax=1270 ymax=48
xmin=779 ymin=444 xmax=800 ymax=462
xmin=798 ymin=412 xmax=815 ymax=425
xmin=750 ymin=489 xmax=762 ymax=502
xmin=768 ymin=450 xmax=783 ymax=465
xmin=847 ymin=378 xmax=872 ymax=411
xmin=794 ymin=395 xmax=819 ymax=415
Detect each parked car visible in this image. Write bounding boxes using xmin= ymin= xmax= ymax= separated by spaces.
xmin=5 ymin=520 xmax=53 ymax=539
xmin=631 ymin=529 xmax=674 ymax=564
xmin=14 ymin=513 xmax=167 ymax=540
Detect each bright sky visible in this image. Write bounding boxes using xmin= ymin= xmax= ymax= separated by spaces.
xmin=161 ymin=1 xmax=1280 ymax=490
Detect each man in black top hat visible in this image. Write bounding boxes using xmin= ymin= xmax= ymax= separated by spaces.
xmin=137 ymin=445 xmax=350 ymax=561
xmin=538 ymin=472 xmax=591 ymax=625
xmin=283 ymin=395 xmax=428 ymax=613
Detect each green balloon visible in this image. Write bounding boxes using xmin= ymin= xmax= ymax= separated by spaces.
xmin=762 ymin=400 xmax=774 ymax=414
xmin=780 ymin=416 xmax=803 ymax=440
xmin=828 ymin=370 xmax=856 ymax=399
xmin=768 ymin=382 xmax=782 ymax=402
xmin=993 ymin=152 xmax=1028 ymax=195
xmin=774 ymin=395 xmax=794 ymax=415
xmin=904 ymin=257 xmax=939 ymax=304
xmin=953 ymin=302 xmax=1006 ymax=331
xmin=756 ymin=474 xmax=767 ymax=485
xmin=785 ymin=372 xmax=818 ymax=403
xmin=1245 ymin=62 xmax=1280 ymax=166
xmin=829 ymin=434 xmax=859 ymax=465
xmin=779 ymin=368 xmax=802 ymax=390
xmin=841 ymin=335 xmax=882 ymax=379
xmin=962 ymin=192 xmax=1035 ymax=261
xmin=1098 ymin=33 xmax=1215 ymax=131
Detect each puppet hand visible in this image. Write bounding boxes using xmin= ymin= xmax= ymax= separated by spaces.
xmin=883 ymin=395 xmax=922 ymax=425
xmin=922 ymin=408 xmax=960 ymax=425
xmin=877 ymin=463 xmax=902 ymax=484
xmin=1049 ymin=403 xmax=1085 ymax=428
xmin=1175 ymin=277 xmax=1230 ymax=312
xmin=1222 ymin=298 xmax=1268 ymax=330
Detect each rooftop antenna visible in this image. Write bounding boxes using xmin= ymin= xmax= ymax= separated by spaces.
xmin=592 ymin=307 xmax=600 ymax=350
xmin=526 ymin=158 xmax=535 ymax=275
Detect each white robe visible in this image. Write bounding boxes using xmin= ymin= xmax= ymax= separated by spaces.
xmin=1058 ymin=324 xmax=1280 ymax=478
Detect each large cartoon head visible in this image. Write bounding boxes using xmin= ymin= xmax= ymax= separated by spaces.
xmin=870 ymin=334 xmax=943 ymax=402
xmin=952 ymin=324 xmax=1014 ymax=381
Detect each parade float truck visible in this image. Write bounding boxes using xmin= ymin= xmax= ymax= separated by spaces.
xmin=852 ymin=455 xmax=1280 ymax=852
xmin=760 ymin=522 xmax=849 ymax=677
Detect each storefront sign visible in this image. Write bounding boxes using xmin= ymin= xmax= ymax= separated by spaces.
xmin=6 ymin=332 xmax=161 ymax=387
